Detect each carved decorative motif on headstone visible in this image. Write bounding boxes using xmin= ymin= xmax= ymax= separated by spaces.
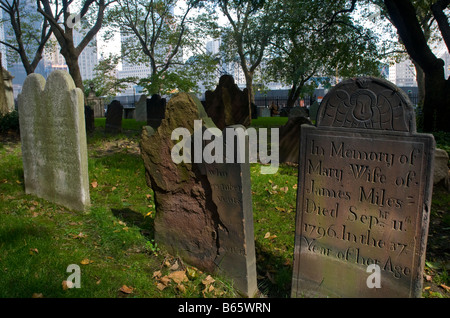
xmin=292 ymin=77 xmax=435 ymax=298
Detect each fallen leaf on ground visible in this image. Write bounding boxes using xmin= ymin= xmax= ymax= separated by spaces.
xmin=156 ymin=283 xmax=166 ymax=291
xmin=62 ymin=280 xmax=73 ymax=290
xmin=160 ymin=276 xmax=171 ymax=286
xmin=264 ymin=232 xmax=277 ymax=240
xmin=32 ymin=293 xmax=43 ymax=298
xmin=168 ymin=271 xmax=188 ymax=284
xmin=29 ymin=248 xmax=38 ymax=254
xmin=177 ymin=284 xmax=186 ymax=293
xmin=169 ymin=261 xmax=179 ymax=271
xmin=91 ymin=181 xmax=98 ymax=188
xmin=440 ymin=284 xmax=450 ymax=292
xmin=119 ymin=285 xmax=134 ymax=294
xmin=280 ymin=186 xmax=289 ymax=193
xmin=202 ymin=275 xmax=215 ymax=286
xmin=186 ymin=267 xmax=198 ymax=279
xmin=153 ymin=270 xmax=162 ymax=279
xmin=80 ymin=258 xmax=93 ymax=265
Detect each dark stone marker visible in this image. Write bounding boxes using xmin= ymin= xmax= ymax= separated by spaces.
xmin=105 ymin=100 xmax=123 ymax=134
xmin=308 ymin=101 xmax=320 ymax=123
xmin=279 ymin=114 xmax=311 ymax=164
xmin=146 ymin=94 xmax=166 ymax=129
xmin=291 ymin=77 xmax=435 ymax=298
xmin=203 ymin=75 xmax=250 ymax=130
xmin=85 ymin=106 xmax=94 ymax=133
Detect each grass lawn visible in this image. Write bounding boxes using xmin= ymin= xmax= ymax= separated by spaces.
xmin=0 ymin=117 xmax=449 ymax=298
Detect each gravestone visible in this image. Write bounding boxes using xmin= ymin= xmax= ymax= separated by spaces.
xmin=205 ymin=125 xmax=257 ymax=296
xmin=17 ymin=71 xmax=90 ymax=212
xmin=291 ymin=77 xmax=435 ymax=298
xmin=86 ymin=83 xmax=104 ymax=117
xmin=146 ymin=94 xmax=166 ymax=128
xmin=85 ymin=105 xmax=95 ymax=133
xmin=279 ymin=108 xmax=312 ymax=164
xmin=140 ymin=92 xmax=258 ymax=297
xmin=258 ymin=107 xmax=270 ymax=117
xmin=203 ymin=75 xmax=251 ymax=130
xmin=135 ymin=94 xmax=147 ymax=122
xmin=105 ymin=100 xmax=123 ymax=134
xmin=3 ymin=68 xmax=14 ymax=112
xmin=308 ymin=101 xmax=320 ymax=122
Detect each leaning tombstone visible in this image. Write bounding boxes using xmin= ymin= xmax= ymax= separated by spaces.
xmin=17 ymin=71 xmax=90 ymax=212
xmin=291 ymin=77 xmax=435 ymax=298
xmin=140 ymin=92 xmax=258 ymax=297
xmin=134 ymin=94 xmax=147 ymax=122
xmin=105 ymin=100 xmax=123 ymax=134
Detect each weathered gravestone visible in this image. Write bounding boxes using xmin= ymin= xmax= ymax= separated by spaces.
xmin=134 ymin=94 xmax=147 ymax=122
xmin=140 ymin=92 xmax=258 ymax=297
xmin=85 ymin=106 xmax=95 ymax=133
xmin=18 ymin=71 xmax=90 ymax=212
xmin=86 ymin=82 xmax=105 ymax=118
xmin=279 ymin=107 xmax=312 ymax=164
xmin=308 ymin=101 xmax=320 ymax=123
xmin=147 ymin=94 xmax=166 ymax=128
xmin=105 ymin=100 xmax=123 ymax=134
xmin=203 ymin=75 xmax=251 ymax=130
xmin=291 ymin=77 xmax=435 ymax=298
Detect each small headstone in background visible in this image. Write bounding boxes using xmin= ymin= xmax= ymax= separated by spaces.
xmin=203 ymin=75 xmax=250 ymax=130
xmin=85 ymin=105 xmax=95 ymax=133
xmin=134 ymin=94 xmax=147 ymax=122
xmin=146 ymin=94 xmax=166 ymax=129
xmin=105 ymin=100 xmax=123 ymax=134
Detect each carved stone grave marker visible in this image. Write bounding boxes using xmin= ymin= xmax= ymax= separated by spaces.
xmin=205 ymin=125 xmax=257 ymax=297
xmin=140 ymin=93 xmax=258 ymax=297
xmin=18 ymin=71 xmax=90 ymax=212
xmin=105 ymin=100 xmax=123 ymax=134
xmin=146 ymin=94 xmax=166 ymax=128
xmin=291 ymin=77 xmax=435 ymax=298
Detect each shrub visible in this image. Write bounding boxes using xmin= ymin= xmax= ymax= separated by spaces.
xmin=0 ymin=110 xmax=19 ymax=133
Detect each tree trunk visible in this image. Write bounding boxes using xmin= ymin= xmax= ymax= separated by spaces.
xmin=244 ymin=71 xmax=254 ymax=124
xmin=60 ymin=43 xmax=83 ymax=90
xmin=384 ymin=0 xmax=450 ymax=132
xmin=287 ymin=82 xmax=305 ymax=108
xmin=412 ymin=60 xmax=425 ymax=107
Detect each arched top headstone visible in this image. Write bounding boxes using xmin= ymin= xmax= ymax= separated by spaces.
xmin=317 ymin=77 xmax=416 ymax=133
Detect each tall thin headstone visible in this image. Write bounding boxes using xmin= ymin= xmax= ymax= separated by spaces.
xmin=140 ymin=93 xmax=258 ymax=297
xmin=134 ymin=94 xmax=147 ymax=122
xmin=291 ymin=77 xmax=435 ymax=298
xmin=18 ymin=71 xmax=90 ymax=212
xmin=205 ymin=125 xmax=257 ymax=297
